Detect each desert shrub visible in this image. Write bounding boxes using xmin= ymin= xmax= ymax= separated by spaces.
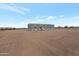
xmin=8 ymin=28 xmax=11 ymax=30
xmin=70 ymin=26 xmax=74 ymax=28
xmin=4 ymin=28 xmax=8 ymax=30
xmin=0 ymin=28 xmax=4 ymax=31
xmin=0 ymin=28 xmax=16 ymax=30
xmin=13 ymin=28 xmax=16 ymax=30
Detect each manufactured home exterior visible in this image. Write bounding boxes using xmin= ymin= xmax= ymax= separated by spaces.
xmin=28 ymin=23 xmax=54 ymax=31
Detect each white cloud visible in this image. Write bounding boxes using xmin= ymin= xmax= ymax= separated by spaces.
xmin=34 ymin=16 xmax=40 ymax=19
xmin=55 ymin=16 xmax=79 ymax=27
xmin=67 ymin=16 xmax=79 ymax=20
xmin=59 ymin=15 xmax=64 ymax=18
xmin=19 ymin=7 xmax=30 ymax=12
xmin=46 ymin=16 xmax=56 ymax=20
xmin=9 ymin=15 xmax=79 ymax=28
xmin=34 ymin=16 xmax=47 ymax=19
xmin=21 ymin=16 xmax=56 ymax=28
xmin=0 ymin=3 xmax=30 ymax=15
xmin=37 ymin=19 xmax=44 ymax=22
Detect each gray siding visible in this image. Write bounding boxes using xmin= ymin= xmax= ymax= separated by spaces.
xmin=28 ymin=24 xmax=54 ymax=31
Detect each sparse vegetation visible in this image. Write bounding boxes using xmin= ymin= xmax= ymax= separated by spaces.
xmin=57 ymin=26 xmax=62 ymax=28
xmin=64 ymin=26 xmax=68 ymax=28
xmin=0 ymin=28 xmax=16 ymax=31
xmin=70 ymin=26 xmax=74 ymax=28
xmin=0 ymin=29 xmax=79 ymax=55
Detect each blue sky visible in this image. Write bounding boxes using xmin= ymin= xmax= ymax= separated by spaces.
xmin=0 ymin=3 xmax=79 ymax=28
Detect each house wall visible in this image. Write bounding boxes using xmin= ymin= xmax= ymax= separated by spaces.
xmin=28 ymin=24 xmax=54 ymax=31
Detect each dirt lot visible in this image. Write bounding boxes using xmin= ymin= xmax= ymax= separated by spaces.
xmin=0 ymin=28 xmax=79 ymax=56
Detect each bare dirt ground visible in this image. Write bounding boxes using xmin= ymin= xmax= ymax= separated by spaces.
xmin=0 ymin=28 xmax=79 ymax=56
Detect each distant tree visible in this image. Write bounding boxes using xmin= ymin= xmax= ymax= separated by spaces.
xmin=12 ymin=28 xmax=16 ymax=30
xmin=70 ymin=26 xmax=74 ymax=28
xmin=57 ymin=26 xmax=62 ymax=28
xmin=64 ymin=26 xmax=68 ymax=28
xmin=5 ymin=28 xmax=8 ymax=30
xmin=0 ymin=28 xmax=4 ymax=31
